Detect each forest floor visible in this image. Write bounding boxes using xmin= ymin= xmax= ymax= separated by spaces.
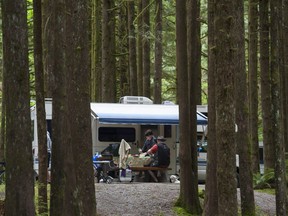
xmin=96 ymin=182 xmax=276 ymax=216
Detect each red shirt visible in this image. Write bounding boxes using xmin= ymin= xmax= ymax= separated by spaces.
xmin=149 ymin=144 xmax=158 ymax=154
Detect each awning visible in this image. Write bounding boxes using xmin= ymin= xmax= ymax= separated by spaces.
xmin=90 ymin=103 xmax=208 ymax=125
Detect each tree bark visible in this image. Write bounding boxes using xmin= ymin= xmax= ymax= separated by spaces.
xmin=3 ymin=0 xmax=35 ymax=214
xmin=91 ymin=0 xmax=102 ymax=102
xmin=248 ymin=0 xmax=260 ymax=174
xmin=234 ymin=0 xmax=256 ymax=215
xmin=187 ymin=0 xmax=201 ymax=105
xmin=128 ymin=0 xmax=138 ymax=96
xmin=33 ymin=0 xmax=48 ymax=214
xmin=187 ymin=0 xmax=202 ymax=214
xmin=215 ymin=1 xmax=238 ymax=215
xmin=271 ymin=0 xmax=287 ymax=214
xmin=142 ymin=0 xmax=151 ymax=98
xmin=153 ymin=0 xmax=163 ymax=104
xmin=66 ymin=0 xmax=97 ymax=214
xmin=259 ymin=0 xmax=274 ymax=171
xmin=137 ymin=1 xmax=143 ymax=95
xmin=49 ymin=0 xmax=73 ymax=215
xmin=203 ymin=0 xmax=218 ymax=213
xmin=176 ymin=1 xmax=195 ymax=214
xmin=102 ymin=0 xmax=116 ymax=102
xmin=118 ymin=2 xmax=129 ymax=97
xmin=42 ymin=0 xmax=54 ymax=98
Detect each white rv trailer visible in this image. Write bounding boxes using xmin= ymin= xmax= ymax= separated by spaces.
xmin=31 ymin=99 xmax=208 ymax=176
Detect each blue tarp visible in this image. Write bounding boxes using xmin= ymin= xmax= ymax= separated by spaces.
xmin=90 ymin=103 xmax=208 ymax=125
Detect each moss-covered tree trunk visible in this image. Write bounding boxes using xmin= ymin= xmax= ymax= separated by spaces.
xmin=176 ymin=1 xmax=195 ymax=214
xmin=215 ymin=1 xmax=237 ymax=215
xmin=187 ymin=0 xmax=202 ymax=214
xmin=66 ymin=0 xmax=97 ymax=214
xmin=3 ymin=0 xmax=35 ymax=214
xmin=203 ymin=0 xmax=218 ymax=214
xmin=234 ymin=0 xmax=256 ymax=215
xmin=49 ymin=0 xmax=73 ymax=214
xmin=91 ymin=0 xmax=102 ymax=102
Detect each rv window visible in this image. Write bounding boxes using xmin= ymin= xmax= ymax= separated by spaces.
xmin=98 ymin=127 xmax=136 ymax=142
xmin=164 ymin=125 xmax=172 ymax=138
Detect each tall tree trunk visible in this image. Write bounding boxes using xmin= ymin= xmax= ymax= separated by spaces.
xmin=102 ymin=0 xmax=116 ymax=102
xmin=203 ymin=0 xmax=218 ymax=213
xmin=137 ymin=1 xmax=143 ymax=95
xmin=91 ymin=0 xmax=102 ymax=102
xmin=2 ymin=0 xmax=35 ymax=214
xmin=128 ymin=0 xmax=138 ymax=96
xmin=187 ymin=0 xmax=202 ymax=214
xmin=153 ymin=0 xmax=163 ymax=104
xmin=42 ymin=0 xmax=54 ymax=97
xmin=283 ymin=0 xmax=288 ymax=156
xmin=50 ymin=0 xmax=74 ymax=215
xmin=176 ymin=1 xmax=195 ymax=213
xmin=215 ymin=1 xmax=238 ymax=215
xmin=118 ymin=2 xmax=129 ymax=98
xmin=187 ymin=0 xmax=201 ymax=105
xmin=259 ymin=0 xmax=274 ymax=171
xmin=271 ymin=0 xmax=287 ymax=214
xmin=234 ymin=0 xmax=256 ymax=215
xmin=66 ymin=0 xmax=97 ymax=214
xmin=142 ymin=0 xmax=151 ymax=98
xmin=33 ymin=0 xmax=48 ymax=214
xmin=248 ymin=0 xmax=260 ymax=174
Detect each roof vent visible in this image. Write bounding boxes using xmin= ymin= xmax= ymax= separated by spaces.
xmin=119 ymin=96 xmax=153 ymax=104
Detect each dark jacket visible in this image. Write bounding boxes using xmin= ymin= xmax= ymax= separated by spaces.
xmin=142 ymin=137 xmax=157 ymax=153
xmin=151 ymin=142 xmax=170 ymax=167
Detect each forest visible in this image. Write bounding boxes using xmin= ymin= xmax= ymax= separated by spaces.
xmin=0 ymin=0 xmax=287 ymax=215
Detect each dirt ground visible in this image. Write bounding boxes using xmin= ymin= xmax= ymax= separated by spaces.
xmin=95 ymin=182 xmax=276 ymax=216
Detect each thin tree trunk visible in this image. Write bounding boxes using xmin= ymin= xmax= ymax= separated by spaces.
xmin=248 ymin=0 xmax=260 ymax=174
xmin=33 ymin=0 xmax=48 ymax=214
xmin=154 ymin=0 xmax=163 ymax=104
xmin=187 ymin=0 xmax=202 ymax=214
xmin=176 ymin=1 xmax=195 ymax=213
xmin=128 ymin=0 xmax=138 ymax=96
xmin=91 ymin=0 xmax=102 ymax=102
xmin=260 ymin=0 xmax=274 ymax=171
xmin=42 ymin=0 xmax=54 ymax=98
xmin=118 ymin=2 xmax=129 ymax=97
xmin=234 ymin=0 xmax=256 ymax=215
xmin=203 ymin=0 xmax=218 ymax=213
xmin=137 ymin=1 xmax=143 ymax=95
xmin=271 ymin=0 xmax=287 ymax=214
xmin=102 ymin=0 xmax=116 ymax=102
xmin=142 ymin=0 xmax=151 ymax=98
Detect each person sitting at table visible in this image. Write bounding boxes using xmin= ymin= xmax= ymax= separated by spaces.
xmin=139 ymin=129 xmax=157 ymax=153
xmin=146 ymin=136 xmax=170 ymax=168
